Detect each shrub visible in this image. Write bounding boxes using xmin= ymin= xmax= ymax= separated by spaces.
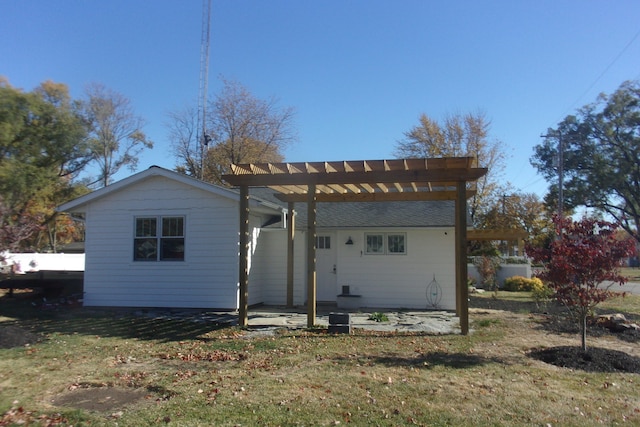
xmin=503 ymin=276 xmax=522 ymax=291
xmin=504 ymin=276 xmax=553 ymax=309
xmin=527 ymin=217 xmax=636 ymax=351
xmin=531 ymin=281 xmax=554 ymax=309
xmin=368 ymin=312 xmax=389 ymax=322
xmin=473 ymin=256 xmax=501 ymax=294
xmin=503 ymin=276 xmax=544 ymax=292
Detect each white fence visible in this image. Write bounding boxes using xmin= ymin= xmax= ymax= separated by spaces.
xmin=1 ymin=252 xmax=85 ymax=274
xmin=467 ymin=261 xmax=531 ymax=288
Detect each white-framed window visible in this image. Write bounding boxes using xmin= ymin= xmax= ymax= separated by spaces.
xmin=365 ymin=232 xmax=406 ymax=255
xmin=387 ymin=233 xmax=406 ymax=254
xmin=134 ymin=216 xmax=185 ymax=261
xmin=365 ymin=234 xmax=384 ymax=254
xmin=316 ymin=235 xmax=331 ymax=250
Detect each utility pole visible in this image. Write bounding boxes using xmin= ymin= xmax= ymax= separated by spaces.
xmin=541 ymin=131 xmax=564 ymax=238
xmin=557 ymin=133 xmax=564 ymax=224
xmin=197 ymin=0 xmax=212 ymax=180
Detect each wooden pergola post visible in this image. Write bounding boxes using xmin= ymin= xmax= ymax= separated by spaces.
xmin=286 ymin=202 xmax=295 ymax=307
xmin=455 ymin=181 xmax=469 ymax=335
xmin=238 ymin=185 xmax=250 ymax=327
xmin=306 ymin=184 xmax=317 ymax=327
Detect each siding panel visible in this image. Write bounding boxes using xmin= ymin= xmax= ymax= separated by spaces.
xmin=83 ymin=176 xmax=244 ymax=309
xmin=293 ymin=228 xmax=457 ymax=310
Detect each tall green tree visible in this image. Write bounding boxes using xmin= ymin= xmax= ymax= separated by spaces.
xmin=0 ymin=78 xmax=91 ymax=251
xmin=394 ymin=112 xmax=505 ymax=226
xmin=83 ymin=83 xmax=153 ymax=187
xmin=477 ymin=190 xmax=553 ymax=252
xmin=169 ymin=79 xmax=297 ymax=185
xmin=0 ymin=79 xmax=91 ymax=187
xmin=532 ymin=80 xmax=640 ymax=243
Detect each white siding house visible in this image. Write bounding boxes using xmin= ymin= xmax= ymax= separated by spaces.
xmin=57 ymin=167 xmax=284 ymax=309
xmin=58 ymin=167 xmax=462 ymax=311
xmin=326 ymin=228 xmax=455 ymax=310
xmin=250 ymin=194 xmax=459 ymax=310
xmin=253 ymin=228 xmax=455 ymax=310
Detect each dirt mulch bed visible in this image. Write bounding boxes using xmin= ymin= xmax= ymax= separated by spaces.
xmin=51 ymin=387 xmax=150 ymax=413
xmin=0 ymin=325 xmax=42 ymax=349
xmin=0 ymin=386 xmax=156 ymax=425
xmin=528 ymin=346 xmax=640 ymax=373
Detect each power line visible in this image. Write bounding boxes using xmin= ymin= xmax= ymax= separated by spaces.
xmin=518 ymin=176 xmax=546 ymax=191
xmin=553 ymin=26 xmax=640 ymax=124
xmin=528 ymin=27 xmax=640 ymax=196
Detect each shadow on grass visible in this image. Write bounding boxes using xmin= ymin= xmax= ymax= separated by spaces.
xmin=0 ymin=291 xmax=232 ymax=343
xmin=374 ymin=351 xmax=504 ymax=369
xmin=331 ymin=350 xmax=507 ymax=369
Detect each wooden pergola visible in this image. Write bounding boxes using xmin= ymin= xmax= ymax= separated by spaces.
xmin=222 ymin=157 xmax=488 ymax=335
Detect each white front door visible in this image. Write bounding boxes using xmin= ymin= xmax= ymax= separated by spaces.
xmin=315 ymin=233 xmax=338 ymax=302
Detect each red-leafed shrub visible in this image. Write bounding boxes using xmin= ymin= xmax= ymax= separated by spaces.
xmin=526 ymin=216 xmax=636 ymax=351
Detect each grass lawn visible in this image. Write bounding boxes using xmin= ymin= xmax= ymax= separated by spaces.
xmin=621 ymin=266 xmax=640 ymax=282
xmin=1 ymin=289 xmax=639 ymax=426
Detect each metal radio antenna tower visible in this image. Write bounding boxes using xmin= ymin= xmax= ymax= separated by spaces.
xmin=197 ymin=0 xmax=212 ymax=180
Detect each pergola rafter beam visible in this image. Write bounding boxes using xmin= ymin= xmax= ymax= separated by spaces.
xmin=344 ymin=183 xmax=362 ymax=194
xmin=275 ymin=190 xmax=477 ymax=203
xmin=224 ymin=168 xmax=487 ymax=187
xmin=327 ymin=184 xmax=348 ymax=194
xmin=376 ymin=182 xmax=390 ymax=193
xmin=361 ymin=183 xmax=376 ymax=193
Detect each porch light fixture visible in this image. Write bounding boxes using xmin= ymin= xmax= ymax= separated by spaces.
xmin=345 ymin=236 xmax=354 ymax=245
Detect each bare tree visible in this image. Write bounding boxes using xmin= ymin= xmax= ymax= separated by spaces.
xmin=168 ymin=78 xmax=297 ymax=185
xmin=395 ymin=111 xmax=505 ymax=225
xmin=167 ymin=104 xmax=201 ymax=178
xmin=84 ymin=83 xmax=153 ymax=187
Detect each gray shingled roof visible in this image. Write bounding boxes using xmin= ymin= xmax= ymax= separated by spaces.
xmin=249 ymin=187 xmax=461 ymax=229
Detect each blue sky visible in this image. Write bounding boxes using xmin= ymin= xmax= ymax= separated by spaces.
xmin=2 ymin=0 xmax=640 ymax=198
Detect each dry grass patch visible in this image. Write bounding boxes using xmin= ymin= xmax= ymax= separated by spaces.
xmin=621 ymin=267 xmax=640 ymax=281
xmin=601 ymin=292 xmax=640 ymax=319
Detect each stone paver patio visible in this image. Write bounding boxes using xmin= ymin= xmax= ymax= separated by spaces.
xmin=135 ymin=306 xmax=461 ymax=335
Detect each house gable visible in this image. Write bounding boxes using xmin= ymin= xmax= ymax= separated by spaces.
xmin=58 ymin=166 xmax=283 ymax=216
xmin=58 ymin=168 xmax=283 ymax=310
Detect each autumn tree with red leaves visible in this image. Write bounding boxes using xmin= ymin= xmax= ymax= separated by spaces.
xmin=527 ymin=216 xmax=635 ymax=351
xmin=0 ymin=197 xmax=43 ymax=278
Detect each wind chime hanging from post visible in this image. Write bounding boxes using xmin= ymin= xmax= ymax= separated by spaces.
xmin=426 ymin=274 xmax=443 ymax=309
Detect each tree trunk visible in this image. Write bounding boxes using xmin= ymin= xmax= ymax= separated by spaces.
xmin=581 ymin=313 xmax=587 ymax=352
